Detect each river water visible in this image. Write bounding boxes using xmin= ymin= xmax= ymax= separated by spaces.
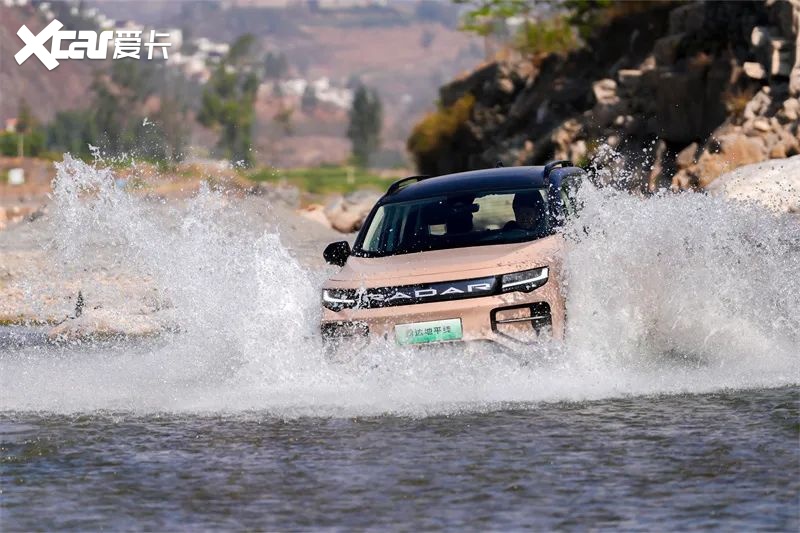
xmin=2 ymin=387 xmax=798 ymax=531
xmin=1 ymin=157 xmax=799 ymax=530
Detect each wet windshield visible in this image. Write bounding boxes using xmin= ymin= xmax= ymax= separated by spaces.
xmin=355 ymin=188 xmax=552 ymax=257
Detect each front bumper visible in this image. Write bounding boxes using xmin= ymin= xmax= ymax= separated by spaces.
xmin=320 ymin=280 xmax=564 ymax=350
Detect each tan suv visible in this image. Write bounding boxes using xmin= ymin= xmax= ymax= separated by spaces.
xmin=320 ymin=161 xmax=585 ymax=351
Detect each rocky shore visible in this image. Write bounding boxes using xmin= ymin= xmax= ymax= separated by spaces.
xmin=408 ymin=0 xmax=800 ymax=192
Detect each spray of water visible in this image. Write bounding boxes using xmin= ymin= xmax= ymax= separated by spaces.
xmin=1 ymin=155 xmax=797 ymax=416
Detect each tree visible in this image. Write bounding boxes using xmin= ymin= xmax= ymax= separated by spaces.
xmin=264 ymin=51 xmax=289 ymax=80
xmin=198 ymin=34 xmax=260 ymax=167
xmin=347 ymin=86 xmax=382 ymax=167
xmin=153 ymin=74 xmax=191 ymax=162
xmin=88 ymin=59 xmax=162 ymax=157
xmin=229 ymin=34 xmax=257 ymax=65
xmin=45 ymin=110 xmax=97 ymax=159
xmin=301 ymin=84 xmax=318 ymax=113
xmin=273 ymin=106 xmax=294 ymax=136
xmin=453 ymin=0 xmax=616 ymax=57
xmin=15 ymin=99 xmax=35 ymax=158
xmin=453 ymin=0 xmax=525 ymax=58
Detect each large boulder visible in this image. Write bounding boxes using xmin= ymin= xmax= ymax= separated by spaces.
xmin=298 ymin=203 xmax=332 ymax=229
xmin=323 ymin=191 xmax=381 ymax=233
xmin=706 ymin=155 xmax=800 ymax=213
xmin=692 ymin=133 xmax=768 ymax=187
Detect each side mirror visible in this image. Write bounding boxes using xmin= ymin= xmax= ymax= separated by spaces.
xmin=323 ymin=241 xmax=351 ymax=266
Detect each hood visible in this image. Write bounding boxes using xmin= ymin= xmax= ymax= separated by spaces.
xmin=328 ymin=235 xmax=563 ymax=287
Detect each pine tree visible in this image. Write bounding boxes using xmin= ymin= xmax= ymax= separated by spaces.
xmin=198 ymin=35 xmax=259 ymax=167
xmin=301 ymin=84 xmax=318 ymax=113
xmin=347 ymin=86 xmax=382 ymax=168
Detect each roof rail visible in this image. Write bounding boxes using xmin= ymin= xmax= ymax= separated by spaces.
xmin=543 ymin=160 xmax=572 ymax=181
xmin=386 ymin=175 xmax=432 ymax=195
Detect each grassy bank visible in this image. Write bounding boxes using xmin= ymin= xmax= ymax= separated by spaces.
xmin=248 ymin=165 xmax=403 ymax=195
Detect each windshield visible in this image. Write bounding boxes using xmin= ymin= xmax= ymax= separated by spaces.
xmin=354 ymin=188 xmax=553 ymax=257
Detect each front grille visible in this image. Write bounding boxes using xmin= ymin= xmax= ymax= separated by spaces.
xmin=329 ymin=275 xmax=498 ymax=309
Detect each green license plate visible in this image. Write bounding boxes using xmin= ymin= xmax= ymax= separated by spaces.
xmin=395 ymin=318 xmax=463 ymax=345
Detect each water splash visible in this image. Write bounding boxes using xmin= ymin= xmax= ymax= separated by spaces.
xmin=1 ymin=155 xmax=798 ymax=416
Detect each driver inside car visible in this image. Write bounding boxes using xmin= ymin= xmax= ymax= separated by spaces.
xmin=504 ymin=191 xmax=548 ymax=234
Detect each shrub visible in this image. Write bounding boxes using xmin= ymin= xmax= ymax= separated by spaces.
xmin=515 ymin=15 xmax=578 ymax=57
xmin=723 ymin=86 xmax=756 ymax=122
xmin=407 ymin=93 xmax=475 ymax=169
xmin=0 ymin=131 xmax=45 ymax=157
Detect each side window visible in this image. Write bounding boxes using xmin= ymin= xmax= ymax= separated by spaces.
xmin=361 ymin=206 xmax=386 ymax=252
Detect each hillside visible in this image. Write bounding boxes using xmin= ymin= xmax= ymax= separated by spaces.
xmin=0 ymin=5 xmax=96 ymax=123
xmin=2 ymin=1 xmax=482 ymax=168
xmin=408 ymin=0 xmax=800 ymax=191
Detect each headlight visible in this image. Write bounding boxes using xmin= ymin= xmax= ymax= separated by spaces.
xmin=500 ymin=267 xmax=548 ymax=293
xmin=322 ymin=288 xmax=357 ymax=311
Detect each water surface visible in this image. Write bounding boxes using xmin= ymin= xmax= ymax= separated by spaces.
xmin=2 ymin=387 xmax=797 ymax=531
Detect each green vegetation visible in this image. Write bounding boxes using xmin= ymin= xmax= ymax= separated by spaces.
xmin=456 ymin=0 xmax=527 ymax=35
xmin=3 ymin=61 xmax=192 ymax=163
xmin=88 ymin=60 xmax=190 ymax=162
xmin=264 ymin=51 xmax=289 ymax=80
xmin=407 ymin=93 xmax=475 ymax=171
xmin=0 ymin=100 xmax=44 ymax=158
xmin=249 ymin=165 xmax=397 ymax=195
xmin=0 ymin=131 xmax=45 ymax=158
xmin=452 ymin=0 xmax=653 ymax=57
xmin=454 ymin=0 xmax=583 ymax=57
xmin=515 ymin=14 xmax=577 ymax=56
xmin=301 ymin=85 xmax=318 ymax=113
xmin=347 ymin=86 xmax=383 ymax=167
xmin=564 ymin=0 xmax=613 ymax=40
xmin=198 ymin=34 xmax=260 ymax=167
xmin=44 ymin=109 xmax=98 ymax=158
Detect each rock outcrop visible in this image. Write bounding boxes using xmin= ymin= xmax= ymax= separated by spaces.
xmin=409 ymin=0 xmax=800 ymax=193
xmin=322 ymin=191 xmax=382 ymax=233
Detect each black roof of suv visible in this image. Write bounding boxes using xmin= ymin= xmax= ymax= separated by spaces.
xmin=383 ymin=162 xmax=585 ymax=203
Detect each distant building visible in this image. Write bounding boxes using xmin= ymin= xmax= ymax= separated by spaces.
xmin=164 ymin=28 xmax=183 ymax=51
xmin=277 ymin=77 xmax=353 ymax=109
xmin=195 ymin=37 xmax=230 ymax=57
